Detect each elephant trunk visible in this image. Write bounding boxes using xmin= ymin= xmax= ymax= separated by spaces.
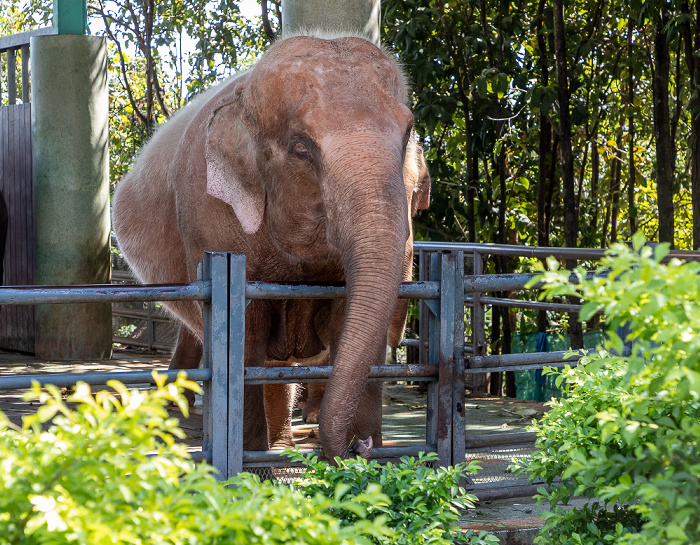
xmin=319 ymin=137 xmax=409 ymax=460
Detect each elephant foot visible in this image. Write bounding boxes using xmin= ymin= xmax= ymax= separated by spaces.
xmin=269 ymin=437 xmax=296 ymax=450
xmin=302 ymin=405 xmax=320 ymax=424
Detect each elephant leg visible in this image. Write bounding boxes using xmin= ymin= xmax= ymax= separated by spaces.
xmin=169 ymin=325 xmax=203 ymax=406
xmin=300 ymin=349 xmax=330 ymax=424
xmin=243 ymin=302 xmax=272 ymax=451
xmin=244 ymin=385 xmax=269 ymax=451
xmin=264 ymin=359 xmax=297 ymax=449
xmin=302 ymin=382 xmax=326 ymax=424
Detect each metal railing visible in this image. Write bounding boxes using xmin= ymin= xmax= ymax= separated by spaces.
xmin=0 ymin=27 xmax=52 ymax=105
xmin=5 ymin=242 xmax=699 ymax=497
xmin=0 ymin=250 xmax=468 ymax=479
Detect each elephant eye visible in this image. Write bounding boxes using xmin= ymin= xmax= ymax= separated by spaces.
xmin=292 ymin=140 xmax=312 ymax=161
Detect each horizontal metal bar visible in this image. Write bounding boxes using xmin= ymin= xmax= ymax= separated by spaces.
xmin=0 ymin=368 xmax=211 ymax=390
xmin=111 ymin=271 xmax=136 ymax=281
xmin=191 ymin=450 xmax=209 ymax=463
xmin=244 ymin=363 xmax=438 ymax=385
xmin=475 ymin=296 xmax=585 ymax=313
xmin=466 ymin=483 xmax=548 ymax=501
xmin=0 ymin=282 xmax=211 ymax=305
xmin=464 ymin=432 xmax=537 ymax=449
xmin=415 ymin=241 xmax=700 ymax=262
xmin=245 ymin=281 xmax=439 ymax=300
xmin=466 ymin=361 xmax=578 ymax=374
xmin=242 ymin=444 xmax=436 ymax=463
xmin=463 ymin=270 xmax=601 ymax=294
xmin=111 ymin=309 xmax=171 ymax=322
xmin=0 ymin=27 xmax=52 ymax=51
xmin=400 ymin=338 xmax=421 ymax=347
xmin=112 ymin=337 xmax=173 ymax=351
xmin=466 ymin=349 xmax=592 ymax=369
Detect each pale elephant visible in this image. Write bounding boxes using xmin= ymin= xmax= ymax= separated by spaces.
xmin=112 ymin=32 xmax=430 ymax=460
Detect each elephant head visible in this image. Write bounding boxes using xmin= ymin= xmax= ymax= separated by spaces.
xmin=204 ymin=35 xmax=430 ymax=460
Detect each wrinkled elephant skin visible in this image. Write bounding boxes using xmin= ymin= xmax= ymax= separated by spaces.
xmin=112 ymin=33 xmax=430 ymax=460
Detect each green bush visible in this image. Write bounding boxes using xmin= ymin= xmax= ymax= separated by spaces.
xmin=514 ymin=234 xmax=700 ymax=545
xmin=0 ymin=374 xmax=390 ymax=545
xmin=288 ymin=450 xmax=498 ymax=545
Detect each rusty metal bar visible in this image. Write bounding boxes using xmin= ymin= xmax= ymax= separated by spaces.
xmin=243 ymin=364 xmax=438 ymax=385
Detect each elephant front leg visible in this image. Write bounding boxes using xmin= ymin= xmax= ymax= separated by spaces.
xmin=169 ymin=325 xmax=203 ymax=407
xmin=264 ymin=360 xmax=298 ymax=449
xmin=302 ymin=382 xmax=326 ymax=424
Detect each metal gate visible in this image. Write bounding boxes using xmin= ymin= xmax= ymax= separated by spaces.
xmin=0 ymin=27 xmax=52 ymax=352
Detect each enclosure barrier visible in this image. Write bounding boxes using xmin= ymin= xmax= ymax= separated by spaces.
xmin=0 ymin=250 xmax=469 ymax=481
xmin=4 ymin=243 xmax=699 ymax=498
xmin=412 ymin=241 xmax=700 ymax=498
xmin=0 ymin=27 xmax=51 ymax=104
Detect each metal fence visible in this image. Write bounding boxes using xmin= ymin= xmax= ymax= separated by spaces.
xmin=0 ymin=250 xmax=468 ymax=481
xmin=4 ymin=243 xmax=699 ymax=497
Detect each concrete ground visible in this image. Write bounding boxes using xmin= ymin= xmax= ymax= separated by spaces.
xmin=0 ymin=347 xmax=571 ymax=544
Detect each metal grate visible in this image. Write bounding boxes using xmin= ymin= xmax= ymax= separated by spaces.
xmin=465 ymin=444 xmax=534 ymax=485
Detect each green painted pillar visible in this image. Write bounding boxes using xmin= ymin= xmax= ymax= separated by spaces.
xmin=53 ymin=0 xmax=88 ymax=35
xmin=282 ymin=0 xmax=381 ymax=45
xmin=31 ymin=35 xmax=112 ymax=361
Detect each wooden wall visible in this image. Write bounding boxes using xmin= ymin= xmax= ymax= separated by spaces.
xmin=0 ymin=103 xmax=35 ymax=353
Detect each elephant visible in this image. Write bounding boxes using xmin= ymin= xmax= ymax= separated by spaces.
xmin=112 ymin=32 xmax=430 ymax=461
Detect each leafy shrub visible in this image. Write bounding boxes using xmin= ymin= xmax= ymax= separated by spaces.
xmin=514 ymin=233 xmax=700 ymax=545
xmin=0 ymin=374 xmax=390 ymax=544
xmin=288 ymin=450 xmax=498 ymax=545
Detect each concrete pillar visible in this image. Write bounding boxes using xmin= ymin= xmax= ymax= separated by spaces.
xmin=31 ymin=35 xmax=112 ymax=360
xmin=282 ymin=0 xmax=381 ymax=45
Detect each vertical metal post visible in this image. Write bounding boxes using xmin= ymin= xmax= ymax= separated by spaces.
xmin=146 ymin=303 xmax=155 ymax=351
xmin=227 ymin=253 xmax=246 ymax=477
xmin=471 ymin=250 xmax=486 ymax=394
xmin=437 ymin=252 xmax=456 ymax=467
xmin=452 ymin=251 xmax=466 ymax=472
xmin=21 ymin=44 xmax=29 ymax=103
xmin=209 ymin=252 xmax=230 ymax=479
xmin=201 ymin=255 xmax=214 ymax=464
xmin=8 ymin=48 xmax=16 ymax=105
xmin=424 ymin=252 xmax=440 ymax=450
xmin=418 ymin=249 xmax=427 ymax=366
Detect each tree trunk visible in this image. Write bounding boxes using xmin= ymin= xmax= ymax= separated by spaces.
xmin=611 ymin=131 xmax=622 ymax=243
xmin=682 ymin=0 xmax=700 ymax=248
xmin=552 ymin=0 xmax=582 ymax=349
xmin=653 ymin=8 xmax=675 ymax=246
xmin=628 ymin=14 xmax=637 ymax=235
xmin=591 ymin=137 xmax=600 ymax=240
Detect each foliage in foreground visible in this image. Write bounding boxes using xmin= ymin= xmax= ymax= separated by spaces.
xmin=0 ymin=375 xmax=390 ymax=545
xmin=514 ymin=234 xmax=700 ymax=544
xmin=288 ymin=449 xmax=498 ymax=545
xmin=0 ymin=374 xmax=497 ymax=544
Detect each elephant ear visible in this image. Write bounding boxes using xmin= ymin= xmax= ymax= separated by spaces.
xmin=205 ymin=98 xmax=265 ymax=235
xmin=411 ymin=144 xmax=431 ymax=217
